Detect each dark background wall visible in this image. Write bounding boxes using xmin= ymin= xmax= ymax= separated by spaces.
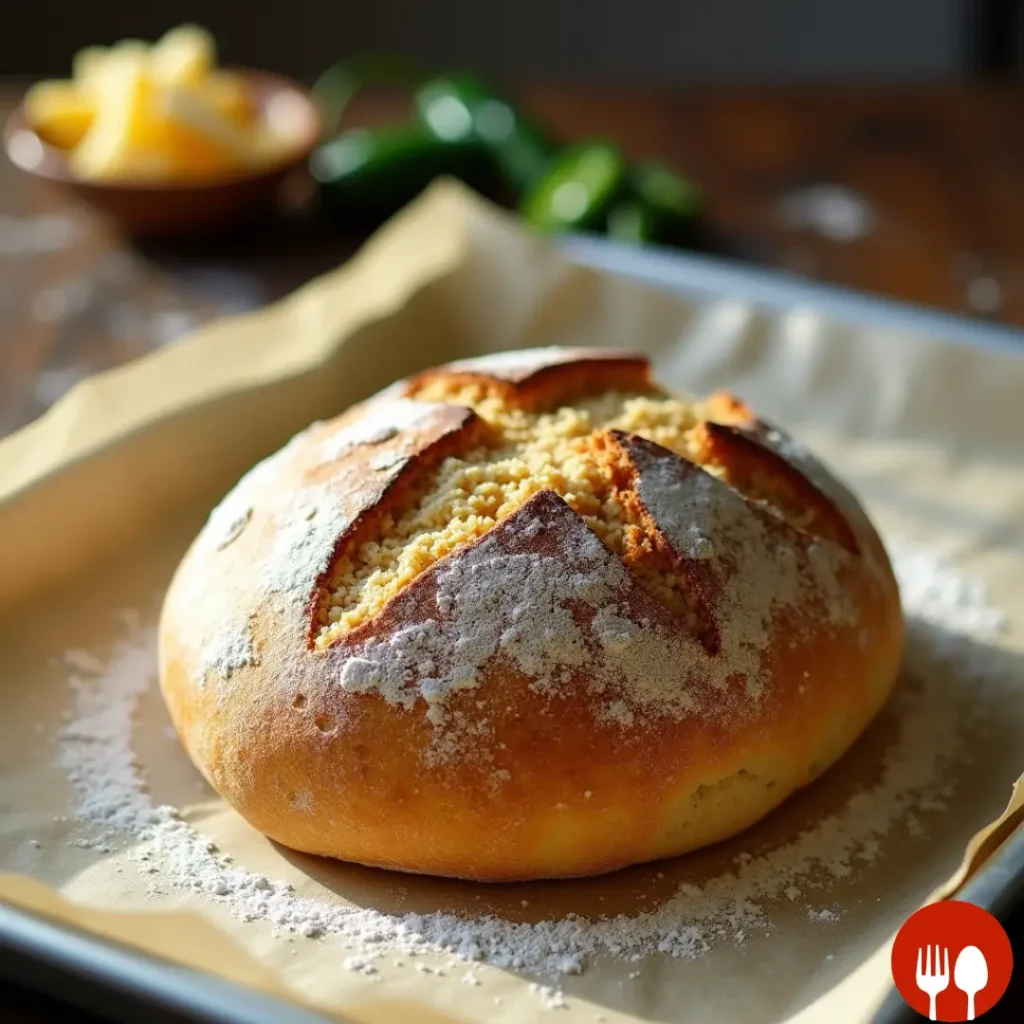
xmin=0 ymin=0 xmax=983 ymax=83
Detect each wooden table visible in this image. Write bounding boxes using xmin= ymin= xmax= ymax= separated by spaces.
xmin=2 ymin=80 xmax=1024 ymax=438
xmin=2 ymin=79 xmax=1024 ymax=1022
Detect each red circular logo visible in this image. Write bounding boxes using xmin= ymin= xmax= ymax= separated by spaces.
xmin=891 ymin=901 xmax=1013 ymax=1021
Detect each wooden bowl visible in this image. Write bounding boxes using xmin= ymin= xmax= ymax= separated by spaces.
xmin=3 ymin=71 xmax=321 ymax=238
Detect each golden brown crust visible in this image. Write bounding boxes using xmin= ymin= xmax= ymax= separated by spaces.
xmin=692 ymin=421 xmax=861 ymax=554
xmin=405 ymin=348 xmax=652 ymax=410
xmin=159 ymin=347 xmax=904 ymax=881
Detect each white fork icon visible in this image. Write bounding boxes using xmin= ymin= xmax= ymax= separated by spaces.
xmin=916 ymin=945 xmax=950 ymax=1021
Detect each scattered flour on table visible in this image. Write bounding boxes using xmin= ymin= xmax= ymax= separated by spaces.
xmin=0 ymin=212 xmax=81 ymax=257
xmin=806 ymin=908 xmax=840 ymax=923
xmin=56 ymin=541 xmax=1012 ymax=995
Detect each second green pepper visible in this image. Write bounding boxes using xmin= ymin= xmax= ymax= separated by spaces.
xmin=519 ymin=142 xmax=627 ymax=234
xmin=415 ymin=74 xmax=558 ymax=195
xmin=311 ymin=126 xmax=494 ymax=224
xmin=606 ymin=163 xmax=702 ymax=245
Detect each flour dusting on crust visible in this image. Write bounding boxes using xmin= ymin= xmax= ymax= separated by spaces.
xmin=626 ymin=435 xmax=858 ymax=694
xmin=185 ymin=401 xmax=478 ymax=688
xmin=192 ymin=620 xmax=259 ymax=690
xmin=338 ymin=494 xmax=624 ymax=726
xmin=319 ymin=399 xmax=449 ymax=464
xmin=260 ymin=489 xmax=351 ymax=605
xmin=333 ymin=442 xmax=859 ymax=741
xmin=199 ymin=425 xmax=319 ymax=555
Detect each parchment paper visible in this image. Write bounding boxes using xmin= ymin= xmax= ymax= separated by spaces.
xmin=1 ymin=180 xmax=1023 ymax=1023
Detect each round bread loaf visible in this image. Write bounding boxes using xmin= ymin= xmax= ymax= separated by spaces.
xmin=159 ymin=347 xmax=903 ymax=881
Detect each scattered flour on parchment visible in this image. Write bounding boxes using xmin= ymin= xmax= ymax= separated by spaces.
xmin=55 ymin=542 xmax=1011 ymax=989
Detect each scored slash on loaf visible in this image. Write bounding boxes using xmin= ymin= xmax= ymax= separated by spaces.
xmin=159 ymin=347 xmax=904 ymax=881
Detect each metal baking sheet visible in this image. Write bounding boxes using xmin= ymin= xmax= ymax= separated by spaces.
xmin=2 ymin=233 xmax=1022 ymax=1023
xmin=0 ymin=900 xmax=340 ymax=1024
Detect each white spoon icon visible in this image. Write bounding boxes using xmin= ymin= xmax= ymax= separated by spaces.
xmin=954 ymin=945 xmax=988 ymax=1021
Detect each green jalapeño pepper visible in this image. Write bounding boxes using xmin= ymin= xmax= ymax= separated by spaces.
xmin=414 ymin=74 xmax=557 ymax=194
xmin=311 ymin=126 xmax=493 ymax=224
xmin=519 ymin=142 xmax=627 ymax=233
xmin=605 ymin=163 xmax=701 ymax=245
